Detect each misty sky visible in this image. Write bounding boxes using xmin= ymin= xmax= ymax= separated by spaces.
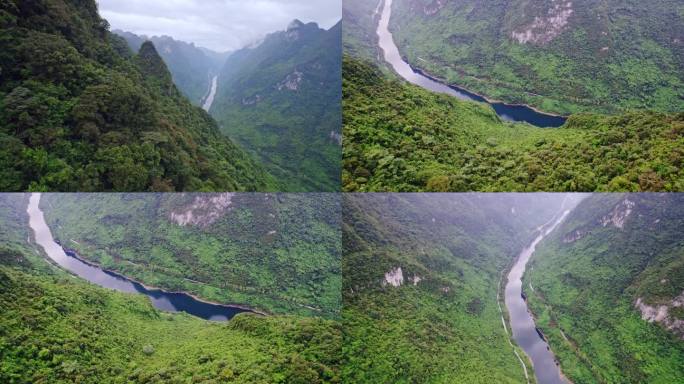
xmin=96 ymin=0 xmax=341 ymax=52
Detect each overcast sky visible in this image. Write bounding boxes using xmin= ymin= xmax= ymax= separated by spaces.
xmin=96 ymin=0 xmax=341 ymax=52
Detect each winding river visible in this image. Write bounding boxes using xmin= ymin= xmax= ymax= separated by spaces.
xmin=376 ymin=0 xmax=567 ymax=128
xmin=27 ymin=193 xmax=251 ymax=321
xmin=504 ymin=207 xmax=571 ymax=384
xmin=202 ymin=75 xmax=218 ymax=112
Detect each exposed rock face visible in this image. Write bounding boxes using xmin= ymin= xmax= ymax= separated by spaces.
xmin=383 ymin=267 xmax=404 ymax=287
xmin=511 ymin=1 xmax=574 ymax=45
xmin=424 ymin=0 xmax=447 ymax=16
xmin=241 ymin=95 xmax=261 ymax=106
xmin=635 ymin=292 xmax=684 ymax=339
xmin=169 ymin=193 xmax=234 ymax=227
xmin=410 ymin=275 xmax=422 ymax=286
xmin=562 ymin=229 xmax=587 ymax=243
xmin=277 ymin=70 xmax=303 ymax=91
xmin=329 ymin=131 xmax=342 ymax=145
xmin=286 ymin=19 xmax=305 ymax=41
xmin=600 ymin=198 xmax=635 ymax=229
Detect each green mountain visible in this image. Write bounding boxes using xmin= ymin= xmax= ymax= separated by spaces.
xmin=343 ymin=57 xmax=684 ymax=192
xmin=40 ymin=193 xmax=341 ymax=318
xmin=114 ymin=30 xmax=229 ymax=106
xmin=343 ymin=0 xmax=382 ymax=64
xmin=0 ymin=193 xmax=340 ymax=383
xmin=210 ymin=20 xmax=342 ymax=192
xmin=389 ymin=0 xmax=684 ymax=115
xmin=342 ymin=193 xmax=573 ymax=383
xmin=0 ymin=0 xmax=274 ymax=192
xmin=525 ymin=194 xmax=684 ymax=383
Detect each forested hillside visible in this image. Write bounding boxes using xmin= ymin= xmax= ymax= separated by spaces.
xmin=211 ymin=20 xmax=342 ymax=192
xmin=40 ymin=193 xmax=341 ymax=317
xmin=115 ymin=30 xmax=229 ymax=105
xmin=0 ymin=0 xmax=274 ymax=192
xmin=342 ymin=193 xmax=568 ymax=383
xmin=343 ymin=0 xmax=382 ymax=64
xmin=343 ymin=57 xmax=684 ymax=192
xmin=390 ymin=0 xmax=684 ymax=115
xmin=525 ymin=194 xmax=684 ymax=383
xmin=0 ymin=193 xmax=341 ymax=383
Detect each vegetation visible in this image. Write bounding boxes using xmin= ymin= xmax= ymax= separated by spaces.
xmin=211 ymin=20 xmax=342 ymax=192
xmin=40 ymin=193 xmax=341 ymax=318
xmin=0 ymin=265 xmax=341 ymax=384
xmin=0 ymin=0 xmax=275 ymax=192
xmin=342 ymin=193 xmax=568 ymax=383
xmin=342 ymin=0 xmax=382 ymax=65
xmin=115 ymin=30 xmax=228 ymax=106
xmin=390 ymin=0 xmax=684 ymax=115
xmin=525 ymin=194 xmax=684 ymax=383
xmin=343 ymin=57 xmax=684 ymax=192
xmin=0 ymin=193 xmax=341 ymax=383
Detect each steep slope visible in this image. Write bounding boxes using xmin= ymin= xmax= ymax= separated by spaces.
xmin=525 ymin=194 xmax=684 ymax=383
xmin=343 ymin=57 xmax=684 ymax=192
xmin=114 ymin=30 xmax=228 ymax=105
xmin=211 ymin=20 xmax=342 ymax=192
xmin=389 ymin=0 xmax=684 ymax=115
xmin=0 ymin=0 xmax=274 ymax=191
xmin=0 ymin=261 xmax=340 ymax=384
xmin=343 ymin=0 xmax=383 ymax=64
xmin=0 ymin=192 xmax=341 ymax=383
xmin=40 ymin=193 xmax=341 ymax=318
xmin=342 ymin=193 xmax=570 ymax=383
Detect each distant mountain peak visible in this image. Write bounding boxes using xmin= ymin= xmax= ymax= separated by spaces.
xmin=136 ymin=41 xmax=175 ymax=93
xmin=288 ymin=19 xmax=305 ymax=30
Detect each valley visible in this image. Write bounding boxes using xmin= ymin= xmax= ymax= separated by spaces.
xmin=389 ymin=0 xmax=684 ymax=115
xmin=202 ymin=75 xmax=219 ymax=112
xmin=342 ymin=193 xmax=684 ymax=383
xmin=377 ymin=0 xmax=566 ymax=127
xmin=343 ymin=0 xmax=684 ymax=192
xmin=28 ymin=193 xmax=255 ymax=321
xmin=0 ymin=193 xmax=341 ymax=383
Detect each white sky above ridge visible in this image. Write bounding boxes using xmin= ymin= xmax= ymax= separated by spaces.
xmin=96 ymin=0 xmax=341 ymax=52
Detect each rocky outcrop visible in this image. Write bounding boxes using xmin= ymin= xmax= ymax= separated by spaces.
xmin=169 ymin=193 xmax=234 ymax=228
xmin=635 ymin=292 xmax=684 ymax=339
xmin=277 ymin=70 xmax=303 ymax=91
xmin=600 ymin=198 xmax=635 ymax=229
xmin=424 ymin=0 xmax=447 ymax=16
xmin=383 ymin=267 xmax=404 ymax=287
xmin=511 ymin=1 xmax=574 ymax=45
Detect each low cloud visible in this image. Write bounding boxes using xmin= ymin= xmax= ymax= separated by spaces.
xmin=97 ymin=0 xmax=341 ymax=52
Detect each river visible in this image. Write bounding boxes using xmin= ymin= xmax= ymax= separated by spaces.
xmin=376 ymin=0 xmax=567 ymax=128
xmin=504 ymin=207 xmax=571 ymax=384
xmin=27 ymin=193 xmax=251 ymax=321
xmin=202 ymin=75 xmax=218 ymax=112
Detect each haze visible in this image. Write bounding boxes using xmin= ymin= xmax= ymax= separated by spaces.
xmin=96 ymin=0 xmax=341 ymax=52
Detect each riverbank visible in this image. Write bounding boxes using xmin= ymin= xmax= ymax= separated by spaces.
xmin=57 ymin=241 xmax=268 ymax=316
xmin=503 ymin=208 xmax=572 ymax=384
xmin=410 ymin=64 xmax=568 ymax=119
xmin=376 ymin=0 xmax=567 ymax=128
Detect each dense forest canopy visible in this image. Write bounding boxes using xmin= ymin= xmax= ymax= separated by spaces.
xmin=115 ymin=30 xmax=229 ymax=106
xmin=0 ymin=0 xmax=275 ymax=192
xmin=211 ymin=20 xmax=342 ymax=192
xmin=343 ymin=57 xmax=684 ymax=192
xmin=389 ymin=0 xmax=684 ymax=115
xmin=526 ymin=194 xmax=684 ymax=383
xmin=342 ymin=193 xmax=571 ymax=383
xmin=40 ymin=193 xmax=341 ymax=318
xmin=0 ymin=193 xmax=341 ymax=383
